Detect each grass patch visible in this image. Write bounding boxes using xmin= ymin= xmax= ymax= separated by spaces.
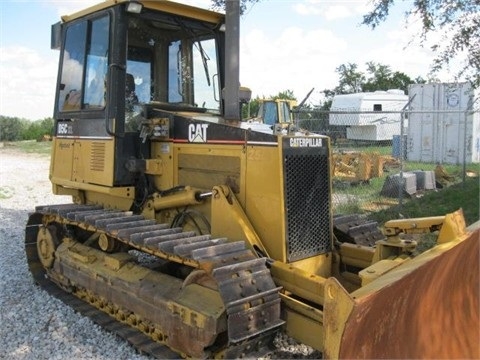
xmin=369 ymin=176 xmax=479 ymax=226
xmin=333 ymin=157 xmax=479 ymax=226
xmin=11 ymin=140 xmax=53 ymax=155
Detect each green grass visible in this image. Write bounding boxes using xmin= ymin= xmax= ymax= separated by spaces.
xmin=369 ymin=175 xmax=479 ymax=226
xmin=333 ymin=141 xmax=393 ymax=155
xmin=2 ymin=140 xmax=53 ymax=155
xmin=332 ymin=154 xmax=479 ymax=227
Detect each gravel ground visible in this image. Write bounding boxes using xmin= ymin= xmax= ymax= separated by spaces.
xmin=0 ymin=147 xmax=318 ymax=360
xmin=0 ymin=148 xmax=152 ymax=360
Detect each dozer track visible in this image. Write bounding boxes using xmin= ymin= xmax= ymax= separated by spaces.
xmin=333 ymin=214 xmax=386 ymax=246
xmin=25 ymin=204 xmax=284 ymax=359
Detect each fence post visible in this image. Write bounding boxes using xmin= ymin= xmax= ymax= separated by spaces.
xmin=463 ymin=110 xmax=467 ymax=186
xmin=398 ymin=110 xmax=406 ymax=206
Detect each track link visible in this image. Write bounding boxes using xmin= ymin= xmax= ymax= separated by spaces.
xmin=333 ymin=214 xmax=386 ymax=246
xmin=25 ymin=203 xmax=284 ymax=359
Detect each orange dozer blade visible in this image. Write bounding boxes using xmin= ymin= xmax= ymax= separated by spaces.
xmin=325 ymin=218 xmax=480 ymax=359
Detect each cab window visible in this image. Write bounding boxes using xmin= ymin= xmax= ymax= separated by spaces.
xmin=263 ymin=102 xmax=278 ymax=125
xmin=280 ymin=102 xmax=291 ymax=123
xmin=58 ymin=15 xmax=110 ymax=112
xmin=127 ymin=12 xmax=220 ymax=113
xmin=127 ymin=46 xmax=152 ymax=104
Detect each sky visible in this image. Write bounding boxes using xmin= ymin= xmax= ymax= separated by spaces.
xmin=0 ymin=0 xmax=457 ymax=120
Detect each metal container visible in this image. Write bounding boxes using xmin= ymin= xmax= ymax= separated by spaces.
xmin=407 ymin=83 xmax=480 ymax=164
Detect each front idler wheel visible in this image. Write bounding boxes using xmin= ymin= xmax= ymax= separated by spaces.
xmin=37 ymin=225 xmax=59 ymax=269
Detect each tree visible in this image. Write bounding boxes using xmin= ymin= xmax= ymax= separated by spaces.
xmin=272 ymin=89 xmax=296 ymax=101
xmin=334 ymin=63 xmax=365 ymax=94
xmin=319 ymin=89 xmax=335 ymax=111
xmin=362 ymin=0 xmax=480 ymax=86
xmin=0 ymin=116 xmax=26 ymax=141
xmin=363 ymin=62 xmax=392 ymax=91
xmin=320 ymin=61 xmax=424 ymax=113
xmin=22 ymin=118 xmax=54 ymax=141
xmin=243 ymin=96 xmax=260 ymax=119
xmin=211 ymin=0 xmax=259 ymax=14
xmin=332 ymin=61 xmax=417 ymax=95
xmin=362 ymin=62 xmax=418 ymax=92
xmin=0 ymin=116 xmax=54 ymax=141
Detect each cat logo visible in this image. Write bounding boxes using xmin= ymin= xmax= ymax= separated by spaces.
xmin=289 ymin=137 xmax=323 ymax=147
xmin=188 ymin=123 xmax=209 ymax=142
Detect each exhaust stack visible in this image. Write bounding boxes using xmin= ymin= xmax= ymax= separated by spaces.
xmin=223 ymin=0 xmax=240 ymax=121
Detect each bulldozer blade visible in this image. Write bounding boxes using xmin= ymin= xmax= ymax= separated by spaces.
xmin=325 ymin=216 xmax=479 ymax=359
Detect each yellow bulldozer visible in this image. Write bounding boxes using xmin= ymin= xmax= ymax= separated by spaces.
xmin=25 ymin=0 xmax=479 ymax=358
xmin=241 ymin=98 xmax=298 ymax=135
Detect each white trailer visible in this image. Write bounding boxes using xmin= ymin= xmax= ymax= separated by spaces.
xmin=329 ymin=90 xmax=408 ymax=141
xmin=407 ymin=82 xmax=480 ymax=164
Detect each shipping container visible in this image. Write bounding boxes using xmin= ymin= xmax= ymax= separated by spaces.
xmin=407 ymin=82 xmax=480 ymax=164
xmin=329 ymin=90 xmax=408 ymax=141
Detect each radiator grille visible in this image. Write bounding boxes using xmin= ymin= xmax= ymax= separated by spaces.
xmin=90 ymin=142 xmax=106 ymax=172
xmin=284 ymin=151 xmax=331 ymax=262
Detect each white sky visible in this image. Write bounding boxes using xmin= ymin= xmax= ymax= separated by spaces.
xmin=0 ymin=0 xmax=458 ymax=120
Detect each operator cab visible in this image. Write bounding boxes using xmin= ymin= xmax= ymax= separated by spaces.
xmin=241 ymin=99 xmax=296 ymax=135
xmin=256 ymin=99 xmax=294 ymax=126
xmin=52 ymin=1 xmax=224 ymax=133
xmin=51 ymin=1 xmax=225 ymax=186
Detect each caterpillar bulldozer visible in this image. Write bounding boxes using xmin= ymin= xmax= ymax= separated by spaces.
xmin=241 ymin=98 xmax=297 ymax=135
xmin=25 ymin=0 xmax=479 ymax=358
xmin=243 ymin=88 xmax=314 ymax=134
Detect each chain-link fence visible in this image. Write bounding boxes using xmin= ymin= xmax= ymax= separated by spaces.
xmin=294 ymin=108 xmax=480 ymax=217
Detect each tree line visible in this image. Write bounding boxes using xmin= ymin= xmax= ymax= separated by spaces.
xmin=321 ymin=61 xmax=426 ymax=110
xmin=244 ymin=61 xmax=425 ymax=134
xmin=248 ymin=60 xmax=425 ymax=113
xmin=0 ymin=116 xmax=54 ymax=142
